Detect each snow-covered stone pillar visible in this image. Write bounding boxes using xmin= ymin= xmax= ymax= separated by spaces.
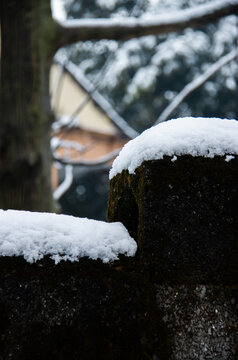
xmin=108 ymin=117 xmax=238 ymax=360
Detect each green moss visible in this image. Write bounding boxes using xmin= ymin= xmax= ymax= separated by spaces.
xmin=108 ymin=170 xmax=139 ymax=241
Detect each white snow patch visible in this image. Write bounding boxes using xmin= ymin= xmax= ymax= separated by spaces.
xmin=225 ymin=77 xmax=236 ymax=91
xmin=0 ymin=210 xmax=137 ymax=264
xmin=96 ymin=0 xmax=119 ymax=10
xmin=171 ymin=155 xmax=177 ymax=162
xmin=152 ymin=30 xmax=209 ymax=70
xmin=126 ymin=65 xmax=158 ymax=101
xmin=213 ymin=16 xmax=237 ymax=57
xmin=225 ymin=155 xmax=235 ymax=162
xmin=109 ymin=117 xmax=238 ymax=179
xmin=51 ymin=0 xmax=66 ymax=21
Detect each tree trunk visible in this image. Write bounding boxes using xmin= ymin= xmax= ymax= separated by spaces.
xmin=0 ymin=0 xmax=237 ymax=211
xmin=0 ymin=0 xmax=57 ymax=211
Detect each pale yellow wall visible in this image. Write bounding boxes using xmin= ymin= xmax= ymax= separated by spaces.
xmin=50 ymin=64 xmax=116 ymax=135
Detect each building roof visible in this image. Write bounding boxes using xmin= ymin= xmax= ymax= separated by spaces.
xmin=53 ymin=55 xmax=138 ymax=140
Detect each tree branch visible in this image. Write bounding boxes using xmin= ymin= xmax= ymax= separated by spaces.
xmin=155 ymin=48 xmax=238 ymax=125
xmin=51 ymin=137 xmax=92 ymax=153
xmin=53 ymin=165 xmax=74 ymax=200
xmin=53 ymin=148 xmax=121 ymax=167
xmin=55 ymin=0 xmax=238 ymax=47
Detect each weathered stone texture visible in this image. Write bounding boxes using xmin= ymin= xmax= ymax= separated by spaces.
xmin=108 ymin=155 xmax=238 ymax=359
xmin=0 ymin=256 xmax=169 ymax=360
xmin=156 ymin=285 xmax=237 ymax=360
xmin=108 ymin=156 xmax=238 ymax=283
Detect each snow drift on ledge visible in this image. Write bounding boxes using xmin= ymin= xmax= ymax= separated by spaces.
xmin=0 ymin=210 xmax=137 ymax=264
xmin=109 ymin=117 xmax=238 ymax=179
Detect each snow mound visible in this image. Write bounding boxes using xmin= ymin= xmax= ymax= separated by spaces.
xmin=0 ymin=210 xmax=137 ymax=264
xmin=109 ymin=117 xmax=238 ymax=179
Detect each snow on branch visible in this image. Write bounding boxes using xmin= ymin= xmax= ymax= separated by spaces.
xmin=55 ymin=0 xmax=238 ymax=46
xmin=53 ymin=165 xmax=74 ymax=201
xmin=52 ymin=57 xmax=139 ymax=139
xmin=51 ymin=137 xmax=89 ymax=153
xmin=155 ymin=48 xmax=238 ymax=125
xmin=53 ymin=148 xmax=121 ymax=167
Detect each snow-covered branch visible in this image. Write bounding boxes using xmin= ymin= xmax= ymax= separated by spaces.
xmin=155 ymin=48 xmax=238 ymax=125
xmin=55 ymin=0 xmax=238 ymax=46
xmin=53 ymin=165 xmax=74 ymax=200
xmin=53 ymin=148 xmax=121 ymax=167
xmin=51 ymin=137 xmax=89 ymax=153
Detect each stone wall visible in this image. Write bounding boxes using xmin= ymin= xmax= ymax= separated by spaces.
xmin=0 ymin=256 xmax=167 ymax=360
xmin=0 ymin=155 xmax=237 ymax=359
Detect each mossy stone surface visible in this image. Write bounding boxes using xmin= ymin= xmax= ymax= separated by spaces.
xmin=108 ymin=156 xmax=238 ymax=283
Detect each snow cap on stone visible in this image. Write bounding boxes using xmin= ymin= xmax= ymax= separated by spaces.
xmin=0 ymin=210 xmax=137 ymax=264
xmin=109 ymin=117 xmax=238 ymax=179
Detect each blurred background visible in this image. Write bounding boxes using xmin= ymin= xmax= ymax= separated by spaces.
xmin=51 ymin=0 xmax=238 ymax=220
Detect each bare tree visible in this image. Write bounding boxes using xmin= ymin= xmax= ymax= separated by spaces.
xmin=0 ymin=0 xmax=237 ymax=211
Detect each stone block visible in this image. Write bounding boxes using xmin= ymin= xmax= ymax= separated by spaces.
xmin=108 ymin=155 xmax=238 ymax=283
xmin=0 ymin=256 xmax=169 ymax=360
